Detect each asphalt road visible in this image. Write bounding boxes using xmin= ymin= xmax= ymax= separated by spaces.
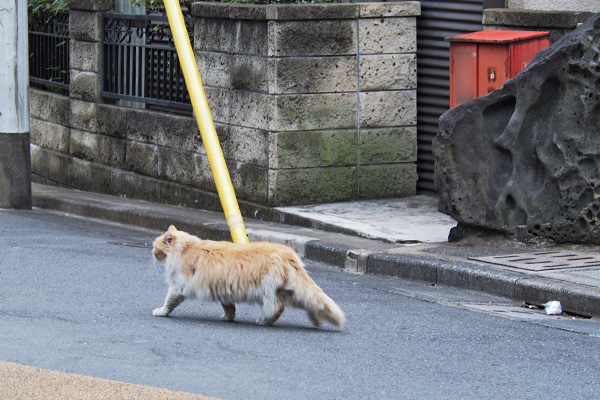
xmin=1 ymin=209 xmax=599 ymax=399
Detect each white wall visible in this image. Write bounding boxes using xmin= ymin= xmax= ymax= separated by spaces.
xmin=507 ymin=0 xmax=600 ymax=12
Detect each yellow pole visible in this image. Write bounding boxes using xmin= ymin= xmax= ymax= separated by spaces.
xmin=163 ymin=0 xmax=249 ymax=244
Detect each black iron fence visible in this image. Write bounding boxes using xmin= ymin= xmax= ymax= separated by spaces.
xmin=28 ymin=11 xmax=70 ymax=92
xmin=102 ymin=13 xmax=193 ymax=110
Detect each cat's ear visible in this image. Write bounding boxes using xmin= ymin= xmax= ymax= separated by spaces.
xmin=168 ymin=225 xmax=177 ymax=232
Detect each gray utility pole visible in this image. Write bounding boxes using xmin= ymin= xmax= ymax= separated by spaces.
xmin=0 ymin=0 xmax=31 ymax=209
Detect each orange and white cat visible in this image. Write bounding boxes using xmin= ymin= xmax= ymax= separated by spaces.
xmin=152 ymin=225 xmax=345 ymax=328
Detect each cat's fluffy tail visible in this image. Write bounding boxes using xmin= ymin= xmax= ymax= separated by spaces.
xmin=286 ymin=255 xmax=346 ymax=328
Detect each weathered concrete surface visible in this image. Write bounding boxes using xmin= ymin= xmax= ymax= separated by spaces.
xmin=277 ymin=195 xmax=456 ymax=243
xmin=0 ymin=133 xmax=31 ymax=209
xmin=433 ymin=13 xmax=600 ymax=244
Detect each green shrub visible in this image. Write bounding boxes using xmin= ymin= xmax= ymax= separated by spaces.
xmin=28 ymin=0 xmax=68 ymax=17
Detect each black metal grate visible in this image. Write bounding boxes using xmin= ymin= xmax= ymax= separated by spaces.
xmin=470 ymin=251 xmax=600 ymax=271
xmin=102 ymin=13 xmax=193 ymax=110
xmin=28 ymin=11 xmax=70 ymax=92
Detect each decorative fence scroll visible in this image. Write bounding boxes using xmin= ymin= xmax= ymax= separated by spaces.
xmin=102 ymin=13 xmax=193 ymax=110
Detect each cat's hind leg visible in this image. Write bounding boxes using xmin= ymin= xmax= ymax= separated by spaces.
xmin=153 ymin=286 xmax=185 ymax=317
xmin=220 ymin=303 xmax=236 ymax=322
xmin=307 ymin=310 xmax=322 ymax=327
xmin=256 ymin=298 xmax=284 ymax=327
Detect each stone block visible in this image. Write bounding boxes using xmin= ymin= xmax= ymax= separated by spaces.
xmin=204 ymin=87 xmax=230 ymax=124
xmin=98 ymin=135 xmax=126 ymax=169
xmin=68 ymin=0 xmax=111 ymax=11
xmin=30 ymin=144 xmax=48 ymax=179
xmin=30 ymin=118 xmax=70 ymax=153
xmin=274 ymin=93 xmax=357 ymax=131
xmin=70 ymin=100 xmax=98 ymax=133
xmin=230 ymin=161 xmax=269 ymax=204
xmin=359 ymin=164 xmax=417 ymax=199
xmin=269 ymin=56 xmax=357 ymax=94
xmin=158 ymin=180 xmax=219 ymax=211
xmin=70 ymin=129 xmax=99 ymax=162
xmin=69 ymin=10 xmax=102 ymax=42
xmin=70 ymin=40 xmax=101 ymax=72
xmin=66 ymin=157 xmax=112 ymax=193
xmin=483 ymin=9 xmax=593 ymax=29
xmin=269 ymin=20 xmax=356 ymax=57
xmin=229 ymin=126 xmax=269 ymax=167
xmin=359 ymin=17 xmax=416 ymax=54
xmin=270 ymin=130 xmax=357 ymax=168
xmin=359 ymin=54 xmax=416 ymax=91
xmin=111 ymin=169 xmax=160 ymax=201
xmin=359 ymin=2 xmax=421 ymax=18
xmin=29 ymin=89 xmax=70 ymax=126
xmin=192 ymin=2 xmax=235 ymax=19
xmin=366 ymin=254 xmax=437 ymax=283
xmin=156 ymin=114 xmax=200 ymax=152
xmin=212 ymin=123 xmax=231 ymax=158
xmin=266 ymin=3 xmax=358 ymax=20
xmin=69 ymin=70 xmax=101 ymax=102
xmin=196 ymin=52 xmax=231 ymax=88
xmin=268 ymin=167 xmax=357 ymax=206
xmin=47 ymin=150 xmax=67 ymax=185
xmin=97 ymin=104 xmax=127 ymax=139
xmin=231 ymin=55 xmax=269 ymax=92
xmin=158 ymin=147 xmax=195 ymax=186
xmin=28 ymin=89 xmax=46 ymax=120
xmin=230 ymin=91 xmax=275 ymax=130
xmin=482 ymin=9 xmax=594 ymax=43
xmin=194 ymin=17 xmax=234 ymax=53
xmin=126 ymin=141 xmax=158 ymax=178
xmin=359 ymin=127 xmax=416 ymax=164
xmin=191 ymin=152 xmax=218 ymax=192
xmin=233 ymin=20 xmax=269 ymax=56
xmin=127 ymin=108 xmax=157 ymax=144
xmin=360 ymin=91 xmax=416 ymax=127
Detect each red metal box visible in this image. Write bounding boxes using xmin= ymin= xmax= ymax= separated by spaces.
xmin=447 ymin=30 xmax=550 ymax=108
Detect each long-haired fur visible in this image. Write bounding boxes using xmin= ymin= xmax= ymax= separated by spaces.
xmin=152 ymin=225 xmax=345 ymax=328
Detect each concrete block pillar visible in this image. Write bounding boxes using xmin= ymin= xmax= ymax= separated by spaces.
xmin=193 ymin=2 xmax=420 ymax=206
xmin=68 ymin=0 xmax=112 ymax=102
xmin=0 ymin=0 xmax=31 ymax=209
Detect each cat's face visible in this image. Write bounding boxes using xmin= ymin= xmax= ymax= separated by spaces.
xmin=152 ymin=225 xmax=177 ymax=261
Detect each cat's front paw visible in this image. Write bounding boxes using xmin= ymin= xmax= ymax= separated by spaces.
xmin=153 ymin=307 xmax=170 ymax=317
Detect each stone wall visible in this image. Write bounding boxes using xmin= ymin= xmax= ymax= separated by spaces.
xmin=30 ymin=1 xmax=420 ymax=209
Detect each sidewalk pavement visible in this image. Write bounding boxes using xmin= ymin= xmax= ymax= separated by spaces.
xmin=32 ymin=183 xmax=600 ymax=318
xmin=0 ymin=361 xmax=218 ymax=400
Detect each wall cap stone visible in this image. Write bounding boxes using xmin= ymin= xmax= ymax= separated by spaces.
xmin=68 ymin=0 xmax=111 ymax=11
xmin=192 ymin=2 xmax=420 ymax=21
xmin=483 ymin=9 xmax=594 ymax=28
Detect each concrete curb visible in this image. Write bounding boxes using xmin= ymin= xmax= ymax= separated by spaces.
xmin=31 ymin=184 xmax=600 ymax=318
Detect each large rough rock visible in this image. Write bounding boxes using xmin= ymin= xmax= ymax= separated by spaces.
xmin=433 ymin=13 xmax=600 ymax=244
